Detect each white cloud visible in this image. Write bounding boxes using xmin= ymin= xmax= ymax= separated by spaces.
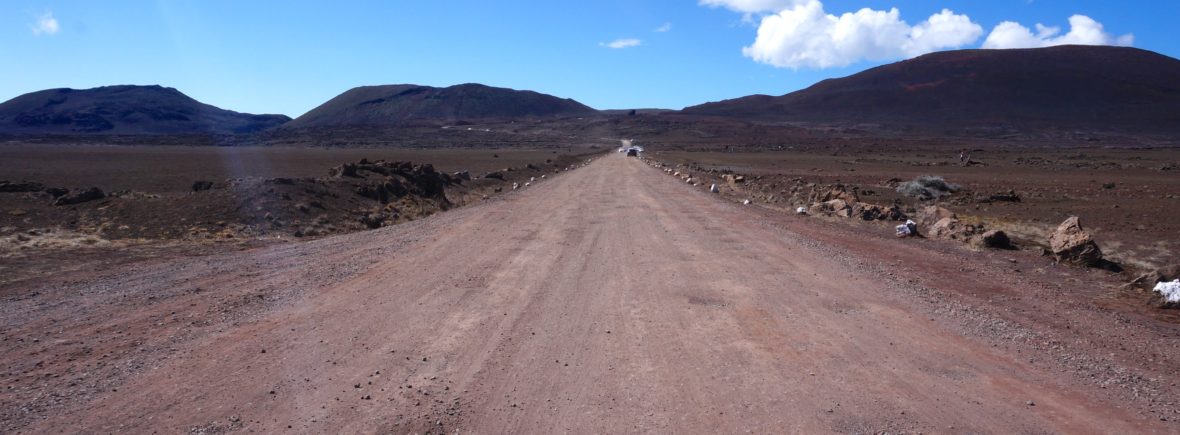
xmin=655 ymin=22 xmax=672 ymax=33
xmin=982 ymin=15 xmax=1133 ymax=49
xmin=699 ymin=0 xmax=803 ymax=14
xmin=600 ymin=38 xmax=641 ymax=49
xmin=741 ymin=0 xmax=982 ymax=69
xmin=32 ymin=11 xmax=60 ymax=36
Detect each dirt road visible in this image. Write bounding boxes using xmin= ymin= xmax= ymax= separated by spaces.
xmin=4 ymin=153 xmax=1178 ymax=433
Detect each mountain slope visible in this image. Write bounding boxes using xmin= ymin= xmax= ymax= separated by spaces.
xmin=285 ymin=83 xmax=598 ymax=128
xmin=0 ymin=85 xmax=290 ymax=135
xmin=684 ymin=45 xmax=1180 ymax=131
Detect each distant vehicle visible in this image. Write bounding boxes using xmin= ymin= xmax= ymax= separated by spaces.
xmin=626 ymin=148 xmax=638 ymax=157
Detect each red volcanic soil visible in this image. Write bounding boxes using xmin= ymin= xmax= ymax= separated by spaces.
xmin=1 ymin=155 xmax=1177 ymax=433
xmin=650 ymin=147 xmax=1180 ymax=274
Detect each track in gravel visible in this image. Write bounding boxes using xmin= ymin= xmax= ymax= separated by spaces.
xmin=12 ymin=154 xmax=1170 ymax=433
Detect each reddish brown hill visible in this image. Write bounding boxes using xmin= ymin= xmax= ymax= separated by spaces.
xmin=684 ymin=46 xmax=1180 ymax=132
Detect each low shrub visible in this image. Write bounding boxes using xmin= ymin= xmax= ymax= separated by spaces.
xmin=896 ymin=175 xmax=960 ymax=200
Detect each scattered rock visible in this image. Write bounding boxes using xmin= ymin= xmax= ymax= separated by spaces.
xmin=329 ymin=163 xmax=360 ymax=178
xmin=1048 ymin=216 xmax=1103 ymax=266
xmin=818 ymin=184 xmax=859 ymax=204
xmin=0 ymin=181 xmax=46 ymax=193
xmin=809 ymin=199 xmax=852 ymax=217
xmin=928 ymin=217 xmax=981 ymax=242
xmin=1126 ymin=264 xmax=1180 ymax=291
xmin=986 ymin=190 xmax=1021 ymax=203
xmin=850 ymin=203 xmax=906 ymax=221
xmin=722 ymin=174 xmax=746 ymax=185
xmin=192 ymin=181 xmax=214 ymax=192
xmin=916 ymin=206 xmax=956 ymax=230
xmin=975 ymin=229 xmax=1013 ymax=249
xmin=53 ymin=187 xmax=105 ymax=206
xmin=44 ymin=187 xmax=68 ymax=198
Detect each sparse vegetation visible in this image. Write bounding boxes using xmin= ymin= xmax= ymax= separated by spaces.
xmin=896 ymin=175 xmax=961 ymax=200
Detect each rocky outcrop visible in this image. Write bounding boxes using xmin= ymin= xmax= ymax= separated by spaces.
xmin=928 ymin=217 xmax=982 ymax=242
xmin=723 ymin=174 xmax=746 ymax=185
xmin=986 ymin=190 xmax=1021 ymax=203
xmin=850 ymin=203 xmax=907 ymax=221
xmin=0 ymin=181 xmax=45 ymax=193
xmin=975 ymin=229 xmax=1013 ymax=249
xmin=1126 ymin=264 xmax=1180 ymax=292
xmin=1048 ymin=216 xmax=1103 ymax=266
xmin=916 ymin=206 xmax=956 ymax=232
xmin=809 ymin=199 xmax=852 ymax=217
xmin=817 ymin=184 xmax=859 ymax=204
xmin=329 ymin=163 xmax=359 ymax=178
xmin=53 ymin=187 xmax=105 ymax=206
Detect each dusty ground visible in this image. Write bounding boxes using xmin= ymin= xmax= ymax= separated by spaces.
xmin=652 ymin=147 xmax=1180 ymax=273
xmin=0 ymin=144 xmax=600 ymax=287
xmin=0 ymin=143 xmax=588 ymax=193
xmin=3 ymin=153 xmax=1177 ymax=433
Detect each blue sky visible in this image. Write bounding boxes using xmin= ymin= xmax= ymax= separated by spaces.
xmin=3 ymin=1 xmax=1176 ymax=117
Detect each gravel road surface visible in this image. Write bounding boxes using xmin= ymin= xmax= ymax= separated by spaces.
xmin=4 ymin=153 xmax=1177 ymax=434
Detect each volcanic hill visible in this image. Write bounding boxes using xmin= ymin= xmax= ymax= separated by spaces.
xmin=0 ymin=85 xmax=290 ymax=135
xmin=683 ymin=45 xmax=1180 ymax=132
xmin=284 ymin=83 xmax=598 ymax=128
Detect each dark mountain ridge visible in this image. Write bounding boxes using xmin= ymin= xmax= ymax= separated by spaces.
xmin=683 ymin=45 xmax=1180 ymax=132
xmin=284 ymin=83 xmax=598 ymax=129
xmin=0 ymin=85 xmax=290 ymax=135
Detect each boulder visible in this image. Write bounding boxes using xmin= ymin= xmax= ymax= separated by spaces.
xmin=928 ymin=217 xmax=981 ymax=242
xmin=360 ymin=213 xmax=385 ymax=229
xmin=1048 ymin=216 xmax=1103 ymax=266
xmin=329 ymin=163 xmax=359 ymax=178
xmin=0 ymin=181 xmax=45 ymax=193
xmin=53 ymin=187 xmax=105 ymax=206
xmin=818 ymin=184 xmax=858 ymax=204
xmin=916 ymin=206 xmax=956 ymax=230
xmin=851 ymin=203 xmax=907 ymax=221
xmin=192 ymin=181 xmax=214 ymax=192
xmin=44 ymin=187 xmax=68 ymax=198
xmin=975 ymin=229 xmax=1013 ymax=249
xmin=809 ymin=199 xmax=852 ymax=217
xmin=722 ymin=174 xmax=746 ymax=185
xmin=1126 ymin=264 xmax=1180 ymax=291
xmin=987 ymin=190 xmax=1021 ymax=203
xmin=483 ymin=171 xmax=506 ymax=180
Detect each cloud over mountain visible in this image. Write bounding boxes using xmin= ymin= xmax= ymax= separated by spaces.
xmin=741 ymin=0 xmax=981 ymax=69
xmin=983 ymin=15 xmax=1133 ymax=49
